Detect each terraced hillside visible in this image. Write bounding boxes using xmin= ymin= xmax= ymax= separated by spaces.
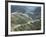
xmin=11 ymin=5 xmax=41 ymax=31
xmin=11 ymin=12 xmax=41 ymax=31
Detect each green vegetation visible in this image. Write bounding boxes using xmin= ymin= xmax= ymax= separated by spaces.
xmin=31 ymin=20 xmax=41 ymax=30
xmin=11 ymin=13 xmax=41 ymax=31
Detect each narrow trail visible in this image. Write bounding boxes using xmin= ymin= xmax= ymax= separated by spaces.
xmin=11 ymin=12 xmax=40 ymax=31
xmin=12 ymin=19 xmax=40 ymax=29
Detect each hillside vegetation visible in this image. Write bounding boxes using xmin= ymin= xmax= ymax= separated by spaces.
xmin=11 ymin=12 xmax=41 ymax=31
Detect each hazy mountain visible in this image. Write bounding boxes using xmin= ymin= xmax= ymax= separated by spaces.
xmin=11 ymin=5 xmax=41 ymax=31
xmin=11 ymin=5 xmax=41 ymax=20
